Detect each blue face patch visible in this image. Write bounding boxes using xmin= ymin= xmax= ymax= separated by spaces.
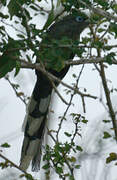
xmin=76 ymin=16 xmax=84 ymax=22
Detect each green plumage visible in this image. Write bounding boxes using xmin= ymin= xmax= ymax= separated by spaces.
xmin=20 ymin=11 xmax=89 ymax=172
xmin=39 ymin=12 xmax=89 ymax=71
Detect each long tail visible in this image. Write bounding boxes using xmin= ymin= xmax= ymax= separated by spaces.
xmin=20 ymin=71 xmax=52 ymax=171
xmin=20 ymin=66 xmax=70 ymax=171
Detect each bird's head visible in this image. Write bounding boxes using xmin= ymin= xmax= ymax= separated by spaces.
xmin=63 ymin=11 xmax=89 ymax=36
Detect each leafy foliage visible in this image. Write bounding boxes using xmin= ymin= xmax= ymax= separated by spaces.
xmin=0 ymin=0 xmax=117 ymax=179
xmin=0 ymin=38 xmax=23 ymax=78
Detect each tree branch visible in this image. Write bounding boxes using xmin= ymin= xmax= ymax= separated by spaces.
xmin=20 ymin=57 xmax=117 ymax=68
xmin=77 ymin=0 xmax=117 ymax=22
xmin=5 ymin=75 xmax=27 ymax=105
xmin=20 ymin=60 xmax=97 ymax=100
xmin=56 ymin=65 xmax=85 ymax=141
xmin=0 ymin=153 xmax=33 ymax=178
xmin=99 ymin=63 xmax=117 ymax=141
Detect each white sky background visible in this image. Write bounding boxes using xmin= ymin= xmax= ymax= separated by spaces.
xmin=0 ymin=0 xmax=117 ymax=179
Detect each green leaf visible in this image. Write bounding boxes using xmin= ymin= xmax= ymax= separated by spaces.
xmin=1 ymin=143 xmax=10 ymax=148
xmin=64 ymin=143 xmax=71 ymax=153
xmin=8 ymin=0 xmax=20 ymax=19
xmin=69 ymin=175 xmax=75 ymax=180
xmin=106 ymin=152 xmax=117 ymax=164
xmin=64 ymin=132 xmax=72 ymax=137
xmin=30 ymin=5 xmax=39 ymax=11
xmin=0 ymin=161 xmax=9 ymax=169
xmin=1 ymin=0 xmax=7 ymax=6
xmin=72 ymin=73 xmax=77 ymax=78
xmin=56 ymin=166 xmax=63 ymax=174
xmin=96 ymin=0 xmax=109 ymax=9
xmin=97 ymin=28 xmax=105 ymax=33
xmin=113 ymin=4 xmax=117 ymax=12
xmin=0 ymin=12 xmax=9 ymax=19
xmin=92 ymin=40 xmax=104 ymax=49
xmin=24 ymin=8 xmax=31 ymax=20
xmin=42 ymin=163 xmax=50 ymax=170
xmin=102 ymin=120 xmax=111 ymax=123
xmin=43 ymin=10 xmax=54 ymax=30
xmin=75 ymin=164 xmax=81 ymax=169
xmin=20 ymin=173 xmax=34 ymax=180
xmin=76 ymin=146 xmax=83 ymax=152
xmin=54 ymin=143 xmax=64 ymax=153
xmin=106 ymin=52 xmax=116 ymax=65
xmin=0 ymin=54 xmax=16 ymax=78
xmin=67 ymin=156 xmax=76 ymax=163
xmin=17 ymin=34 xmax=25 ymax=39
xmin=0 ymin=38 xmax=23 ymax=78
xmin=91 ymin=14 xmax=101 ymax=22
xmin=110 ymin=23 xmax=117 ymax=38
xmin=14 ymin=20 xmax=19 ymax=24
xmin=14 ymin=61 xmax=21 ymax=76
xmin=82 ymin=119 xmax=88 ymax=124
xmin=26 ymin=55 xmax=32 ymax=62
xmin=103 ymin=131 xmax=111 ymax=139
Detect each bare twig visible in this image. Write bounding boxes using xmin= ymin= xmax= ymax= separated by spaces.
xmin=90 ymin=23 xmax=117 ymax=141
xmin=47 ymin=127 xmax=56 ymax=143
xmin=76 ymin=65 xmax=86 ymax=113
xmin=19 ymin=56 xmax=117 ymax=67
xmin=16 ymin=1 xmax=36 ymax=51
xmin=0 ymin=153 xmax=33 ymax=178
xmin=99 ymin=63 xmax=117 ymax=141
xmin=77 ymin=0 xmax=117 ymax=22
xmin=33 ymin=3 xmax=50 ymax=13
xmin=65 ymin=58 xmax=117 ymax=66
xmin=56 ymin=93 xmax=73 ymax=141
xmin=20 ymin=60 xmax=97 ymax=99
xmin=71 ymin=121 xmax=78 ymax=144
xmin=39 ymin=62 xmax=69 ymax=105
xmin=56 ymin=65 xmax=85 ymax=141
xmin=99 ymin=82 xmax=108 ymax=111
xmin=34 ymin=43 xmax=117 ymax=49
xmin=2 ymin=43 xmax=117 ymax=54
xmin=0 ymin=19 xmax=26 ymax=36
xmin=5 ymin=75 xmax=27 ymax=105
xmin=50 ymin=79 xmax=69 ymax=105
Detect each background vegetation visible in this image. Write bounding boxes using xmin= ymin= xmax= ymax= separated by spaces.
xmin=0 ymin=0 xmax=117 ymax=179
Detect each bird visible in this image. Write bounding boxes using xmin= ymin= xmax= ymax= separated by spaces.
xmin=20 ymin=11 xmax=89 ymax=172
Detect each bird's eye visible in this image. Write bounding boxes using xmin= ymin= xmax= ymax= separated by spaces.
xmin=76 ymin=16 xmax=84 ymax=22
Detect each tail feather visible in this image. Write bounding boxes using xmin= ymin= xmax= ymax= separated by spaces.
xmin=20 ymin=77 xmax=52 ymax=171
xmin=20 ymin=67 xmax=70 ymax=171
xmin=20 ymin=137 xmax=40 ymax=170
